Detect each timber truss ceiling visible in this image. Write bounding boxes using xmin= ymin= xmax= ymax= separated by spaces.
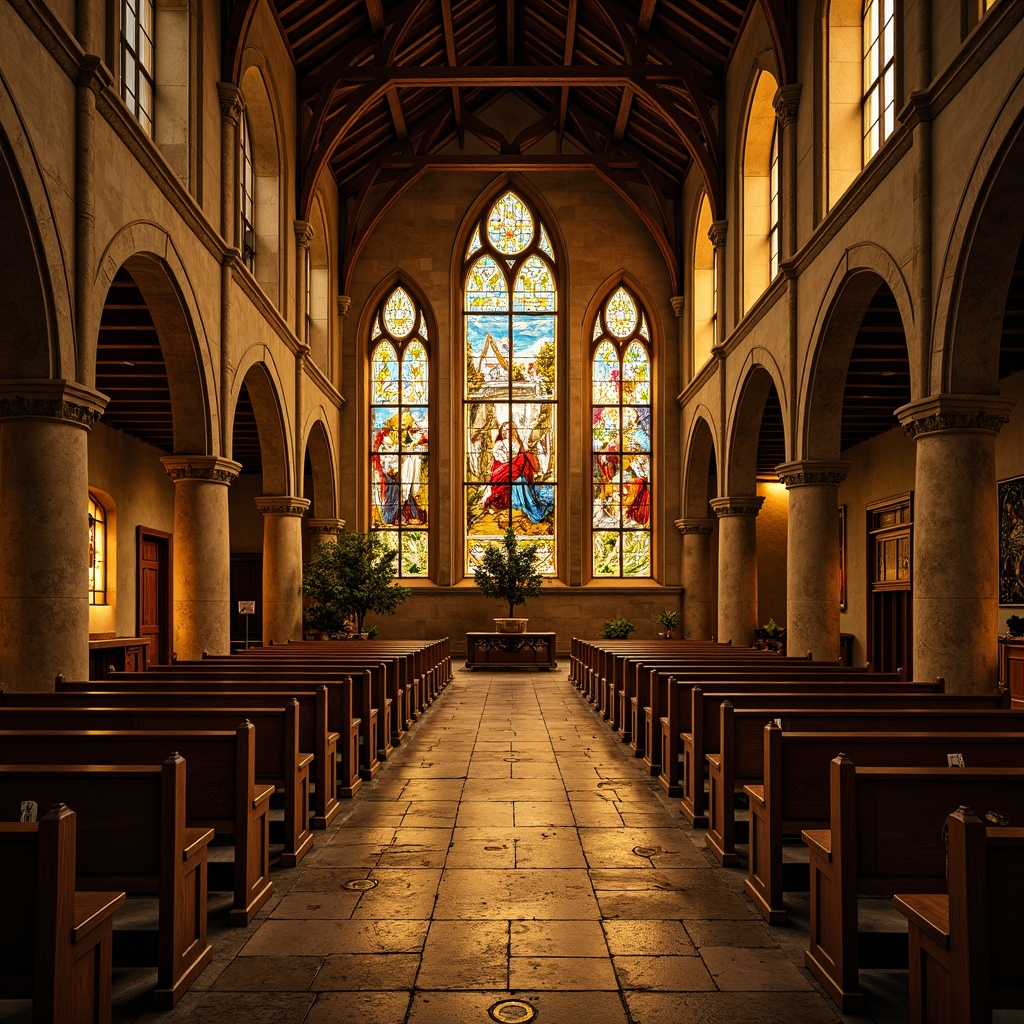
xmin=93 ymin=2 xmax=1024 ymax=478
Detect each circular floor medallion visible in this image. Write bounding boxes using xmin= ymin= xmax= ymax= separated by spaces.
xmin=488 ymin=999 xmax=537 ymax=1023
xmin=342 ymin=878 xmax=377 ymax=891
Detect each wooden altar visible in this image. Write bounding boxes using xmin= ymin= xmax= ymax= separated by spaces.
xmin=465 ymin=632 xmax=558 ymax=670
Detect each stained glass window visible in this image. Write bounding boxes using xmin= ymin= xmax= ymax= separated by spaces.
xmin=465 ymin=191 xmax=557 ymax=575
xmin=88 ymin=494 xmax=107 ymax=605
xmin=591 ymin=286 xmax=652 ymax=578
xmin=369 ymin=285 xmax=430 ymax=577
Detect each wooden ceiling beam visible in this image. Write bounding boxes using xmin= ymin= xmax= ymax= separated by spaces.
xmin=638 ymin=0 xmax=658 ymax=33
xmin=557 ymin=0 xmax=579 ymax=148
xmin=439 ymin=0 xmax=465 ymax=146
xmin=612 ymin=86 xmax=633 ymax=143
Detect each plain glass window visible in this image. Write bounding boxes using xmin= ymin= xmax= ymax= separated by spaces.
xmin=120 ymin=0 xmax=155 ymax=136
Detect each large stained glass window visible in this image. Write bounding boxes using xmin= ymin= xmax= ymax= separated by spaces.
xmin=464 ymin=190 xmax=557 ymax=574
xmin=591 ymin=285 xmax=652 ymax=577
xmin=369 ymin=285 xmax=429 ymax=577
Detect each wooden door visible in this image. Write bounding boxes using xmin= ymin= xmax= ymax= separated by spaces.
xmin=136 ymin=527 xmax=171 ymax=665
xmin=866 ymin=494 xmax=913 ymax=678
xmin=230 ymin=554 xmax=263 ymax=650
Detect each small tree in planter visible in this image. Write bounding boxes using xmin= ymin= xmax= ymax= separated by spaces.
xmin=302 ymin=532 xmax=411 ymax=636
xmin=473 ymin=523 xmax=543 ymax=631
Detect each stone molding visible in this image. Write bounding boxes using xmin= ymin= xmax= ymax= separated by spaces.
xmin=78 ymin=54 xmax=113 ymax=95
xmin=896 ymin=394 xmax=1016 ymax=438
xmin=670 ymin=296 xmax=686 ymax=318
xmin=255 ymin=496 xmax=311 ymax=518
xmin=675 ymin=518 xmax=715 ymax=536
xmin=708 ymin=220 xmax=728 ymax=249
xmin=0 ymin=379 xmax=108 ymax=427
xmin=775 ymin=459 xmax=850 ymax=489
xmin=307 ymin=517 xmax=345 ymax=537
xmin=773 ymin=83 xmax=801 ymax=127
xmin=709 ymin=496 xmax=765 ymax=518
xmin=337 ymin=295 xmax=352 ymax=317
xmin=217 ymin=83 xmax=246 ymax=124
xmin=160 ymin=455 xmax=242 ymax=485
xmin=294 ymin=220 xmax=314 ymax=248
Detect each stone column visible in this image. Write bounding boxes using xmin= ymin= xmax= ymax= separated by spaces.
xmin=677 ymin=518 xmax=715 ymax=640
xmin=0 ymin=380 xmax=107 ymax=690
xmin=295 ymin=220 xmax=313 ymax=344
xmin=217 ymin=84 xmax=245 ymax=247
xmin=709 ymin=221 xmax=727 ymax=347
xmin=160 ymin=456 xmax=241 ymax=660
xmin=777 ymin=460 xmax=849 ymax=661
xmin=710 ymin=496 xmax=764 ymax=647
xmin=671 ymin=294 xmax=689 ymax=385
xmin=773 ymin=84 xmax=801 ymax=262
xmin=256 ymin=496 xmax=310 ymax=645
xmin=308 ymin=518 xmax=345 ymax=547
xmin=897 ymin=394 xmax=1015 ymax=692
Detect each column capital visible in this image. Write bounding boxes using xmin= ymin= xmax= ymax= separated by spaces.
xmin=776 ymin=459 xmax=850 ymax=489
xmin=308 ymin=517 xmax=345 ymax=539
xmin=294 ymin=220 xmax=314 ymax=248
xmin=337 ymin=295 xmax=352 ymax=317
xmin=255 ymin=496 xmax=311 ymax=518
xmin=78 ymin=55 xmax=113 ymax=94
xmin=708 ymin=220 xmax=727 ymax=249
xmin=710 ymin=495 xmax=765 ymax=518
xmin=160 ymin=455 xmax=242 ymax=485
xmin=896 ymin=394 xmax=1016 ymax=439
xmin=675 ymin=517 xmax=715 ymax=536
xmin=0 ymin=379 xmax=107 ymax=427
xmin=217 ymin=82 xmax=246 ymax=123
xmin=773 ymin=83 xmax=802 ymax=127
xmin=670 ymin=295 xmax=686 ymax=318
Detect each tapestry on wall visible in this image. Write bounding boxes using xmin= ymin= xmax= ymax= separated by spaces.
xmin=999 ymin=475 xmax=1024 ymax=605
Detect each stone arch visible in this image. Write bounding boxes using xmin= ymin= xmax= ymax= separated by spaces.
xmin=230 ymin=354 xmax=292 ymax=496
xmin=307 ymin=190 xmax=331 ymax=373
xmin=691 ymin=191 xmax=716 ymax=375
xmin=0 ymin=84 xmax=70 ymax=379
xmin=92 ymin=222 xmax=217 ymax=454
xmin=682 ymin=411 xmax=719 ymax=517
xmin=301 ymin=412 xmax=337 ymax=520
xmin=239 ymin=56 xmax=283 ymax=306
xmin=801 ymin=244 xmax=916 ymax=460
xmin=934 ymin=73 xmax=1024 ymax=395
xmin=725 ymin=356 xmax=788 ymax=494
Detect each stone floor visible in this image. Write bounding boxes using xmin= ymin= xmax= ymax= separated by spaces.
xmin=2 ymin=667 xmax=950 ymax=1023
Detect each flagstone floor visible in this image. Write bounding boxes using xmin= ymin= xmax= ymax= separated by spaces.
xmin=3 ymin=666 xmax=921 ymax=1024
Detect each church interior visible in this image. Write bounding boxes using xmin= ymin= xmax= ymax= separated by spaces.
xmin=2 ymin=0 xmax=1024 ymax=1020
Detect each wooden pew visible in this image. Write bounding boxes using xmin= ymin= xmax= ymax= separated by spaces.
xmin=0 ymin=699 xmax=315 ymax=865
xmin=0 ymin=756 xmax=213 ymax=1008
xmin=801 ymin=757 xmax=1024 ymax=1013
xmin=674 ymin=685 xmax=1006 ymax=818
xmin=0 ymin=724 xmax=273 ymax=926
xmin=60 ymin=671 xmax=376 ymax=784
xmin=705 ymin=700 xmax=1018 ymax=866
xmin=741 ymin=720 xmax=1024 ymax=922
xmin=895 ymin=806 xmax=1024 ymax=1023
xmin=0 ymin=803 xmax=125 ymax=1024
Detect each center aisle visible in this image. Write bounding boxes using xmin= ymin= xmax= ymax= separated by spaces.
xmin=134 ymin=667 xmax=889 ymax=1024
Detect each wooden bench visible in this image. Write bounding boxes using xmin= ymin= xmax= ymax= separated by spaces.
xmin=0 ymin=803 xmax=125 ymax=1024
xmin=741 ymin=721 xmax=1024 ymax=922
xmin=675 ymin=686 xmax=1006 ymax=818
xmin=703 ymin=700 xmax=1020 ymax=866
xmin=801 ymin=757 xmax=1024 ymax=1013
xmin=895 ymin=806 xmax=1024 ymax=1023
xmin=0 ymin=723 xmax=273 ymax=926
xmin=0 ymin=699 xmax=316 ymax=865
xmin=0 ymin=756 xmax=213 ymax=1008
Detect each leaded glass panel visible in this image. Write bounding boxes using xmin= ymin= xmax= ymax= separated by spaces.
xmin=487 ymin=191 xmax=534 ymax=254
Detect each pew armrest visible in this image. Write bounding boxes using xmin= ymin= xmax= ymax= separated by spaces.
xmin=744 ymin=783 xmax=765 ymax=811
xmin=72 ymin=890 xmax=126 ymax=943
xmin=894 ymin=893 xmax=950 ymax=948
xmin=253 ymin=783 xmax=276 ymax=809
xmin=183 ymin=826 xmax=215 ymax=862
xmin=802 ymin=828 xmax=832 ymax=860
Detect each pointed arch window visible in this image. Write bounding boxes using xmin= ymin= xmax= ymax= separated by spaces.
xmin=863 ymin=0 xmax=896 ymax=163
xmin=464 ymin=190 xmax=557 ymax=575
xmin=591 ymin=285 xmax=652 ymax=578
xmin=369 ymin=285 xmax=430 ymax=577
xmin=88 ymin=494 xmax=107 ymax=605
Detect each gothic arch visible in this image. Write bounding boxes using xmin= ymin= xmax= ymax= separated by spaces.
xmin=301 ymin=412 xmax=338 ymax=520
xmin=801 ymin=244 xmax=915 ymax=460
xmin=682 ymin=412 xmax=720 ymax=518
xmin=93 ymin=224 xmax=216 ymax=454
xmin=724 ymin=357 xmax=788 ymax=494
xmin=934 ymin=71 xmax=1024 ymax=395
xmin=307 ymin=190 xmax=332 ymax=373
xmin=230 ymin=355 xmax=292 ymax=496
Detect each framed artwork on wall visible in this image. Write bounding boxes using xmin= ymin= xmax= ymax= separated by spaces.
xmin=839 ymin=504 xmax=847 ymax=611
xmin=999 ymin=475 xmax=1024 ymax=605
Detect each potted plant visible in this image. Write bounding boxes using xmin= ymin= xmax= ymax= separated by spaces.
xmin=473 ymin=523 xmax=543 ymax=633
xmin=655 ymin=608 xmax=681 ymax=639
xmin=302 ymin=532 xmax=411 ymax=638
xmin=601 ymin=617 xmax=635 ymax=639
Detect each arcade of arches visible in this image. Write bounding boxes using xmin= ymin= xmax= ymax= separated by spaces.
xmin=1 ymin=0 xmax=1024 ymax=698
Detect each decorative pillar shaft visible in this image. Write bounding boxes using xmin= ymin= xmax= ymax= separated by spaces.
xmin=671 ymin=294 xmax=689 ymax=386
xmin=773 ymin=84 xmax=801 ymax=262
xmin=0 ymin=381 xmax=107 ymax=689
xmin=294 ymin=221 xmax=313 ymax=345
xmin=217 ymin=84 xmax=245 ymax=247
xmin=709 ymin=221 xmax=727 ymax=347
xmin=677 ymin=518 xmax=715 ymax=640
xmin=710 ymin=496 xmax=764 ymax=647
xmin=777 ymin=460 xmax=848 ymax=662
xmin=897 ymin=395 xmax=1015 ymax=692
xmin=256 ymin=496 xmax=310 ymax=645
xmin=161 ymin=456 xmax=241 ymax=660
